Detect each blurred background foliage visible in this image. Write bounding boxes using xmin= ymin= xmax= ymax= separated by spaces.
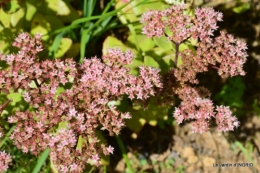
xmin=0 ymin=0 xmax=260 ymax=172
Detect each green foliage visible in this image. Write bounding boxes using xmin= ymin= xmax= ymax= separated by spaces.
xmin=234 ymin=141 xmax=254 ymax=164
xmin=0 ymin=0 xmax=80 ymax=58
xmin=32 ymin=149 xmax=50 ymax=173
xmin=1 ymin=140 xmax=40 ymax=173
xmin=214 ymin=76 xmax=245 ymax=115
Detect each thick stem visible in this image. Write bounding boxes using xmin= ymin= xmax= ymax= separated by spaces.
xmin=0 ymin=86 xmax=20 ymax=114
xmin=0 ymin=100 xmax=12 ymax=114
xmin=174 ymin=43 xmax=180 ymax=68
xmin=208 ymin=65 xmax=219 ymax=70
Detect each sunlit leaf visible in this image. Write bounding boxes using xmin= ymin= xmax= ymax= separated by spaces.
xmin=2 ymin=0 xmax=21 ymax=14
xmin=53 ymin=38 xmax=72 ymax=58
xmin=144 ymin=56 xmax=160 ymax=68
xmin=0 ymin=8 xmax=11 ymax=28
xmin=76 ymin=135 xmax=83 ymax=151
xmin=25 ymin=1 xmax=37 ymax=21
xmin=102 ymin=36 xmax=131 ymax=55
xmin=46 ymin=0 xmax=70 ymax=15
xmin=7 ymin=92 xmax=22 ymax=105
xmin=30 ymin=13 xmax=51 ymax=40
xmin=127 ymin=34 xmax=155 ymax=52
xmin=11 ymin=7 xmax=25 ymax=27
xmin=153 ymin=36 xmax=174 ymax=51
xmin=58 ymin=4 xmax=80 ymax=23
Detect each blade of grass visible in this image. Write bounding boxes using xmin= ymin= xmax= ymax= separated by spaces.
xmin=0 ymin=125 xmax=16 ymax=148
xmin=50 ymin=0 xmax=148 ymax=36
xmin=92 ymin=16 xmax=112 ymax=36
xmin=102 ymin=0 xmax=115 ymax=14
xmin=71 ymin=2 xmax=130 ymax=26
xmin=115 ymin=135 xmax=133 ymax=173
xmin=235 ymin=141 xmax=254 ymax=163
xmin=87 ymin=0 xmax=97 ymax=17
xmin=48 ymin=25 xmax=78 ymax=36
xmin=48 ymin=30 xmax=67 ymax=58
xmin=103 ymin=165 xmax=107 ymax=173
xmin=80 ymin=23 xmax=93 ymax=63
xmin=83 ymin=0 xmax=88 ymax=17
xmin=32 ymin=148 xmax=50 ymax=173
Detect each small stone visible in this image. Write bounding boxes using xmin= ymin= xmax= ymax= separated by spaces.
xmin=115 ymin=159 xmax=125 ymax=172
xmin=186 ymin=165 xmax=195 ymax=173
xmin=203 ymin=157 xmax=216 ymax=167
xmin=187 ymin=155 xmax=198 ymax=164
xmin=181 ymin=147 xmax=195 ymax=159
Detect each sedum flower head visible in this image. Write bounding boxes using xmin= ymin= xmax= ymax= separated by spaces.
xmin=141 ymin=5 xmax=247 ymax=133
xmin=1 ymin=33 xmax=162 ymax=172
xmin=0 ymin=150 xmax=11 ymax=172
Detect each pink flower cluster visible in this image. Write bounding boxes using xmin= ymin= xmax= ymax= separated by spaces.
xmin=0 ymin=33 xmax=162 ymax=172
xmin=0 ymin=150 xmax=11 ymax=172
xmin=141 ymin=5 xmax=223 ymax=43
xmin=141 ymin=5 xmax=247 ymax=133
xmin=175 ymin=31 xmax=247 ymax=84
xmin=173 ymin=86 xmax=239 ymax=133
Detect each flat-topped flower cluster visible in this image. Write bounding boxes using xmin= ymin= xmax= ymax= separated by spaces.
xmin=141 ymin=5 xmax=247 ymax=133
xmin=0 ymin=32 xmax=161 ymax=172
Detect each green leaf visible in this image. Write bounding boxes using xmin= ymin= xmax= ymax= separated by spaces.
xmin=125 ymin=57 xmax=143 ymax=76
xmin=76 ymin=135 xmax=83 ymax=151
xmin=0 ymin=28 xmax=13 ymax=53
xmin=45 ymin=0 xmax=70 ymax=15
xmin=115 ymin=0 xmax=168 ymax=25
xmin=0 ymin=8 xmax=11 ymax=28
xmin=233 ymin=3 xmax=250 ymax=14
xmin=153 ymin=36 xmax=174 ymax=51
xmin=65 ymin=43 xmax=80 ymax=58
xmin=2 ymin=0 xmax=21 ymax=14
xmin=102 ymin=36 xmax=132 ymax=55
xmin=25 ymin=1 xmax=37 ymax=21
xmin=144 ymin=56 xmax=160 ymax=68
xmin=54 ymin=86 xmax=65 ymax=100
xmin=45 ymin=15 xmax=64 ymax=31
xmin=58 ymin=4 xmax=79 ymax=23
xmin=32 ymin=149 xmax=50 ymax=173
xmin=7 ymin=92 xmax=22 ymax=105
xmin=53 ymin=38 xmax=72 ymax=58
xmin=57 ymin=121 xmax=68 ymax=131
xmin=160 ymin=54 xmax=174 ymax=73
xmin=125 ymin=109 xmax=146 ymax=132
xmin=127 ymin=34 xmax=155 ymax=52
xmin=179 ymin=42 xmax=196 ymax=53
xmin=49 ymin=31 xmax=67 ymax=58
xmin=95 ymin=130 xmax=110 ymax=165
xmin=10 ymin=7 xmax=25 ymax=27
xmin=30 ymin=13 xmax=51 ymax=40
xmin=136 ymin=97 xmax=169 ymax=127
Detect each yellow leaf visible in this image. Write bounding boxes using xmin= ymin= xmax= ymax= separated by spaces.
xmin=54 ymin=38 xmax=72 ymax=58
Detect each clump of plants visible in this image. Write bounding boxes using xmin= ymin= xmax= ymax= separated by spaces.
xmin=0 ymin=2 xmax=247 ymax=172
